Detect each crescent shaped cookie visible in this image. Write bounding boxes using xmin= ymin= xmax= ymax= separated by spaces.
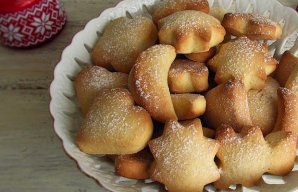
xmin=75 ymin=66 xmax=128 ymax=115
xmin=171 ymin=93 xmax=206 ymax=120
xmin=204 ymin=80 xmax=252 ymax=132
xmin=222 ymin=13 xmax=282 ymax=40
xmin=92 ymin=16 xmax=157 ymax=73
xmin=149 ymin=119 xmax=220 ymax=192
xmin=76 ymin=88 xmax=153 ymax=154
xmin=208 ymin=37 xmax=277 ymax=90
xmin=129 ymin=44 xmax=178 ymax=122
xmin=275 ymin=51 xmax=298 ymax=86
xmin=158 ymin=10 xmax=226 ymax=54
xmin=215 ymin=125 xmax=297 ymax=189
xmin=115 ymin=149 xmax=153 ymax=179
xmin=152 ymin=0 xmax=209 ymax=24
xmin=247 ymin=77 xmax=279 ymax=135
xmin=273 ymin=88 xmax=298 ymax=138
xmin=168 ymin=59 xmax=209 ymax=93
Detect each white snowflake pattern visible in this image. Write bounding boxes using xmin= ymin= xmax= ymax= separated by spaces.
xmin=55 ymin=0 xmax=64 ymax=16
xmin=0 ymin=24 xmax=24 ymax=42
xmin=31 ymin=13 xmax=54 ymax=35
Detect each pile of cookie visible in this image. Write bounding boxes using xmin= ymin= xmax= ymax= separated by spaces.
xmin=74 ymin=0 xmax=298 ymax=191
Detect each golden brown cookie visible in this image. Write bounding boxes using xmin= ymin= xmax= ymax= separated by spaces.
xmin=152 ymin=0 xmax=209 ymax=24
xmin=185 ymin=47 xmax=216 ymax=63
xmin=208 ymin=37 xmax=277 ymax=90
xmin=205 ymin=80 xmax=252 ymax=132
xmin=129 ymin=44 xmax=178 ymax=122
xmin=202 ymin=127 xmax=215 ymax=138
xmin=247 ymin=77 xmax=279 ymax=135
xmin=158 ymin=10 xmax=226 ymax=54
xmin=76 ymin=88 xmax=153 ymax=154
xmin=168 ymin=59 xmax=209 ymax=93
xmin=75 ymin=66 xmax=128 ymax=115
xmin=273 ymin=88 xmax=298 ymax=138
xmin=92 ymin=16 xmax=157 ymax=73
xmin=285 ymin=64 xmax=298 ymax=96
xmin=222 ymin=13 xmax=282 ymax=40
xmin=171 ymin=93 xmax=206 ymax=120
xmin=209 ymin=7 xmax=227 ymax=22
xmin=149 ymin=119 xmax=220 ymax=192
xmin=275 ymin=51 xmax=298 ymax=86
xmin=115 ymin=149 xmax=153 ymax=179
xmin=215 ymin=124 xmax=297 ymax=189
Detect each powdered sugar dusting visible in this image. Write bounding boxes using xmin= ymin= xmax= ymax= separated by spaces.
xmin=169 ymin=59 xmax=208 ymax=77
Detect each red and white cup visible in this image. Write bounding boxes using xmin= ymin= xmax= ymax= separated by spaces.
xmin=0 ymin=0 xmax=66 ymax=47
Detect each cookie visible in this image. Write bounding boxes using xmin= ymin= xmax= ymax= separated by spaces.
xmin=273 ymin=88 xmax=298 ymax=138
xmin=75 ymin=66 xmax=128 ymax=115
xmin=275 ymin=51 xmax=298 ymax=86
xmin=285 ymin=64 xmax=298 ymax=96
xmin=222 ymin=13 xmax=282 ymax=40
xmin=205 ymin=80 xmax=252 ymax=132
xmin=129 ymin=45 xmax=178 ymax=122
xmin=149 ymin=119 xmax=220 ymax=192
xmin=171 ymin=93 xmax=206 ymax=120
xmin=168 ymin=59 xmax=209 ymax=93
xmin=208 ymin=37 xmax=277 ymax=90
xmin=215 ymin=124 xmax=297 ymax=189
xmin=152 ymin=0 xmax=209 ymax=23
xmin=185 ymin=47 xmax=216 ymax=63
xmin=92 ymin=16 xmax=157 ymax=73
xmin=76 ymin=88 xmax=153 ymax=154
xmin=158 ymin=10 xmax=226 ymax=54
xmin=115 ymin=149 xmax=153 ymax=179
xmin=247 ymin=77 xmax=279 ymax=135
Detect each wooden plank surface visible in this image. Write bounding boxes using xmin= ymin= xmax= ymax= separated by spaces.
xmin=0 ymin=0 xmax=296 ymax=192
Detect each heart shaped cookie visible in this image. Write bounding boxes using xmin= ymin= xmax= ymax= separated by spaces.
xmin=76 ymin=88 xmax=153 ymax=154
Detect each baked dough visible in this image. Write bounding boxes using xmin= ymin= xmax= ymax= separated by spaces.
xmin=75 ymin=66 xmax=128 ymax=115
xmin=158 ymin=10 xmax=226 ymax=54
xmin=168 ymin=59 xmax=209 ymax=93
xmin=171 ymin=93 xmax=206 ymax=120
xmin=185 ymin=47 xmax=216 ymax=62
xmin=204 ymin=80 xmax=252 ymax=132
xmin=115 ymin=149 xmax=153 ymax=179
xmin=129 ymin=44 xmax=178 ymax=122
xmin=275 ymin=51 xmax=298 ymax=86
xmin=76 ymin=88 xmax=153 ymax=154
xmin=215 ymin=124 xmax=297 ymax=189
xmin=222 ymin=13 xmax=282 ymax=40
xmin=149 ymin=119 xmax=220 ymax=192
xmin=247 ymin=77 xmax=279 ymax=135
xmin=208 ymin=37 xmax=277 ymax=90
xmin=92 ymin=16 xmax=157 ymax=73
xmin=152 ymin=0 xmax=209 ymax=24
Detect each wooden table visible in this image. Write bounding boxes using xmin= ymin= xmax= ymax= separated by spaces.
xmin=0 ymin=0 xmax=296 ymax=191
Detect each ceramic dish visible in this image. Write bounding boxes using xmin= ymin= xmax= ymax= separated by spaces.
xmin=50 ymin=0 xmax=298 ymax=191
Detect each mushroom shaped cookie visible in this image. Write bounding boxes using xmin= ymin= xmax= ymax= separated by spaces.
xmin=149 ymin=119 xmax=220 ymax=192
xmin=171 ymin=93 xmax=206 ymax=120
xmin=92 ymin=16 xmax=157 ymax=73
xmin=208 ymin=37 xmax=277 ymax=90
xmin=215 ymin=125 xmax=297 ymax=189
xmin=76 ymin=88 xmax=153 ymax=154
xmin=168 ymin=59 xmax=209 ymax=93
xmin=273 ymin=88 xmax=298 ymax=138
xmin=275 ymin=51 xmax=298 ymax=86
xmin=115 ymin=149 xmax=153 ymax=179
xmin=205 ymin=80 xmax=252 ymax=132
xmin=152 ymin=0 xmax=209 ymax=24
xmin=158 ymin=10 xmax=226 ymax=54
xmin=247 ymin=77 xmax=279 ymax=135
xmin=129 ymin=45 xmax=177 ymax=122
xmin=75 ymin=66 xmax=128 ymax=115
xmin=222 ymin=13 xmax=282 ymax=40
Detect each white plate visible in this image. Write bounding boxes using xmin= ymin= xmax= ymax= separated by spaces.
xmin=50 ymin=0 xmax=298 ymax=191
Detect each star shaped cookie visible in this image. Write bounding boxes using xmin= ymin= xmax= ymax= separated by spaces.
xmin=149 ymin=119 xmax=220 ymax=192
